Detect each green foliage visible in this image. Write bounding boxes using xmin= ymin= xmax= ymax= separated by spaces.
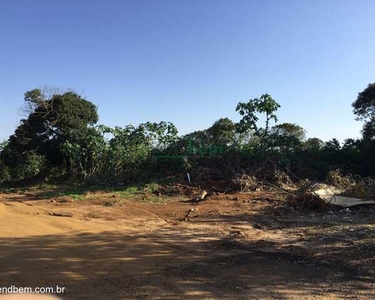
xmin=13 ymin=89 xmax=98 ymax=153
xmin=268 ymin=123 xmax=306 ymax=152
xmin=24 ymin=89 xmax=98 ymax=134
xmin=8 ymin=151 xmax=45 ymax=182
xmin=0 ymin=140 xmax=8 ymax=152
xmin=303 ymin=138 xmax=324 ymax=151
xmin=108 ymin=125 xmax=152 ymax=182
xmin=59 ymin=121 xmax=179 ymax=183
xmin=61 ymin=126 xmax=109 ymax=181
xmin=236 ymin=94 xmax=281 ymax=137
xmin=362 ymin=119 xmax=375 ymax=140
xmin=353 ymin=83 xmax=375 ymax=140
xmin=2 ymin=86 xmax=375 ymax=187
xmin=353 ymin=83 xmax=375 ymax=120
xmin=141 ymin=121 xmax=179 ymax=149
xmin=206 ymin=118 xmax=236 ymax=145
xmin=0 ymin=159 xmax=10 ymax=184
xmin=2 ymin=88 xmax=99 ymax=182
xmin=271 ymin=123 xmax=306 ymax=141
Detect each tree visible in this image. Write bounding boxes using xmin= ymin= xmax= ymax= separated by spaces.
xmin=0 ymin=140 xmax=7 ymax=153
xmin=362 ymin=119 xmax=375 ymax=140
xmin=3 ymin=88 xmax=99 ymax=179
xmin=303 ymin=138 xmax=324 ymax=151
xmin=0 ymin=141 xmax=10 ymax=183
xmin=271 ymin=123 xmax=306 ymax=141
xmin=206 ymin=118 xmax=236 ymax=145
xmin=61 ymin=126 xmax=109 ymax=181
xmin=236 ymin=94 xmax=281 ymax=155
xmin=324 ymin=138 xmax=341 ymax=152
xmin=321 ymin=138 xmax=342 ymax=168
xmin=180 ymin=130 xmax=210 ymax=156
xmin=139 ymin=121 xmax=178 ymax=149
xmin=269 ymin=123 xmax=306 ymax=152
xmin=236 ymin=94 xmax=281 ymax=138
xmin=178 ymin=119 xmax=235 ymax=157
xmin=99 ymin=122 xmax=179 ymax=183
xmin=353 ymin=83 xmax=375 ymax=140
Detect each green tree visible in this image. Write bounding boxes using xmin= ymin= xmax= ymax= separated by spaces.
xmin=236 ymin=94 xmax=281 ymax=138
xmin=0 ymin=140 xmax=7 ymax=154
xmin=0 ymin=141 xmax=10 ymax=183
xmin=22 ymin=89 xmax=98 ymax=140
xmin=303 ymin=138 xmax=324 ymax=151
xmin=353 ymin=83 xmax=375 ymax=140
xmin=100 ymin=122 xmax=179 ymax=183
xmin=139 ymin=121 xmax=178 ymax=149
xmin=206 ymin=118 xmax=236 ymax=145
xmin=61 ymin=126 xmax=110 ymax=181
xmin=271 ymin=123 xmax=306 ymax=141
xmin=269 ymin=123 xmax=306 ymax=152
xmin=3 ymin=88 xmax=99 ymax=180
xmin=324 ymin=138 xmax=341 ymax=152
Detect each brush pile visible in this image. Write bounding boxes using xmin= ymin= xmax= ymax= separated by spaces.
xmin=231 ymin=169 xmax=296 ymax=193
xmin=292 ymin=170 xmax=375 ymax=209
xmin=232 ymin=174 xmax=259 ymax=192
xmin=292 ymin=182 xmax=338 ymax=210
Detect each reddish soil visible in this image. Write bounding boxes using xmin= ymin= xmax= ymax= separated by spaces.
xmin=0 ymin=190 xmax=374 ymax=299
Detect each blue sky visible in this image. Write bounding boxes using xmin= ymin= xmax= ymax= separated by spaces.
xmin=1 ymin=0 xmax=374 ymax=142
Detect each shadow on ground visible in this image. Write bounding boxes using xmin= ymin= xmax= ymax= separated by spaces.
xmin=0 ymin=227 xmax=374 ymax=300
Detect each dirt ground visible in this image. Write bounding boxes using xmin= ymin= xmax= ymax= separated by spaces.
xmin=0 ymin=190 xmax=374 ymax=299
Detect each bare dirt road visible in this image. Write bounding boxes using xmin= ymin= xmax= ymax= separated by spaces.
xmin=0 ymin=191 xmax=374 ymax=299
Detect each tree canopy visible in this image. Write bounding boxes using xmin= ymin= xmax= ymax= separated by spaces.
xmin=1 ymin=89 xmax=99 ymax=180
xmin=353 ymin=83 xmax=375 ymax=140
xmin=236 ymin=94 xmax=280 ymax=138
xmin=1 ymin=88 xmax=375 ymax=185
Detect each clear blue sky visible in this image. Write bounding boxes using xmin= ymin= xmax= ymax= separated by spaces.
xmin=1 ymin=0 xmax=374 ymax=142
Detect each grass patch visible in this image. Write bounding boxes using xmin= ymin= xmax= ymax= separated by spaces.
xmin=67 ymin=193 xmax=86 ymax=201
xmin=1 ymin=180 xmax=169 ymax=203
xmin=112 ymin=182 xmax=165 ymax=203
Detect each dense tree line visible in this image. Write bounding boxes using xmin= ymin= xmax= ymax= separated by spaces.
xmin=1 ymin=84 xmax=375 ymax=186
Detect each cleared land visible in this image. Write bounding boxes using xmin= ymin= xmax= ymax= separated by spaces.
xmin=0 ymin=188 xmax=374 ymax=299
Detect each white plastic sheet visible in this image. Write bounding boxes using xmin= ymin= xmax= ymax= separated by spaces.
xmin=312 ymin=185 xmax=375 ymax=208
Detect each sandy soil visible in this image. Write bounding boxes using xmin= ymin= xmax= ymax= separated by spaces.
xmin=0 ymin=191 xmax=374 ymax=299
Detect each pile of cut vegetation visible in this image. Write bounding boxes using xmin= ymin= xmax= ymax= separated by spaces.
xmin=325 ymin=169 xmax=375 ymax=200
xmin=232 ymin=168 xmax=297 ymax=193
xmin=292 ymin=170 xmax=375 ymax=209
xmin=292 ymin=182 xmax=337 ymax=210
